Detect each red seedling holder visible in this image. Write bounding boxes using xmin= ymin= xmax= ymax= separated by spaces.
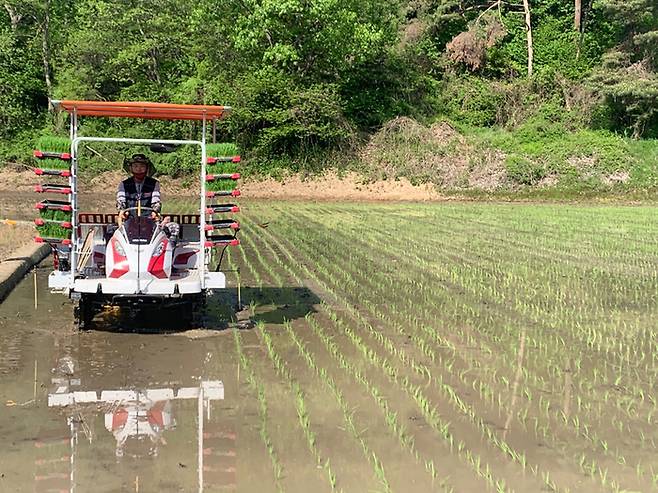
xmin=34 ymin=168 xmax=71 ymax=177
xmin=206 ymin=190 xmax=241 ymax=198
xmin=204 ymin=239 xmax=240 ymax=247
xmin=206 ymin=203 xmax=240 ymax=214
xmin=207 ymin=156 xmax=241 ymax=164
xmin=36 ymin=201 xmax=72 ymax=212
xmin=33 ymin=150 xmax=72 ymax=161
xmin=204 ymin=221 xmax=240 ymax=231
xmin=206 ymin=173 xmax=240 ymax=181
xmin=35 ymin=237 xmax=71 ymax=245
xmin=34 ymin=184 xmax=72 ymax=194
xmin=34 ymin=218 xmax=72 ymax=228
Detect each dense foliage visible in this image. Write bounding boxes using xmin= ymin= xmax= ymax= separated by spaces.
xmin=0 ymin=0 xmax=656 ymax=179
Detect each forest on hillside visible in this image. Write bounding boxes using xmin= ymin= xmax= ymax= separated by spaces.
xmin=1 ymin=0 xmax=657 ymax=187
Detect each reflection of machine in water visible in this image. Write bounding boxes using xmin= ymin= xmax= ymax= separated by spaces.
xmin=41 ymin=354 xmax=233 ymax=493
xmin=106 ymin=396 xmax=174 ymax=458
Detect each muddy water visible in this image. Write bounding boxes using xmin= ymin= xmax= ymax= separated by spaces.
xmin=0 ymin=267 xmax=273 ymax=493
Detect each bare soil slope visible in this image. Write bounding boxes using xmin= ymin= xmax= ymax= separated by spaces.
xmin=0 ymin=168 xmax=442 ymax=201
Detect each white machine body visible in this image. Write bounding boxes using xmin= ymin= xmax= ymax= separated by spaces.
xmin=48 ymin=215 xmax=225 ymax=295
xmin=105 ymin=217 xmax=174 ymax=283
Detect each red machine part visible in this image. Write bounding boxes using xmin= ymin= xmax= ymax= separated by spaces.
xmin=33 ymin=150 xmax=72 ymax=160
xmin=34 ymin=218 xmax=72 ymax=228
xmin=206 ymin=190 xmax=241 ymax=198
xmin=206 ymin=156 xmax=241 ymax=164
xmin=34 ymin=168 xmax=71 ymax=177
xmin=35 ymin=237 xmax=71 ymax=245
xmin=206 ymin=205 xmax=240 ymax=214
xmin=34 ymin=185 xmax=72 ymax=194
xmin=108 ymin=237 xmax=129 ymax=279
xmin=206 ymin=173 xmax=240 ymax=181
xmin=173 ymin=250 xmax=197 ymax=266
xmin=147 ymin=239 xmax=169 ymax=279
xmin=36 ymin=202 xmax=72 ymax=212
xmin=93 ymin=250 xmax=105 ymax=267
xmin=204 ymin=221 xmax=239 ymax=231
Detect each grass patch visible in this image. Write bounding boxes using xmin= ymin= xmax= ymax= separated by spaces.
xmin=462 ymin=120 xmax=658 ymax=192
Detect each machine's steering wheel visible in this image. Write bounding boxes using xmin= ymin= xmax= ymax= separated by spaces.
xmin=118 ymin=206 xmax=160 ymax=227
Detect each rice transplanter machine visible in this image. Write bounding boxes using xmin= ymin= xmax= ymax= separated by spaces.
xmin=33 ymin=101 xmax=242 ymax=328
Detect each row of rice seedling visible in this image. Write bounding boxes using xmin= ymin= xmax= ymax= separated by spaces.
xmin=232 ymin=327 xmax=285 ymax=491
xmin=239 ymin=229 xmax=439 ymax=491
xmin=294 ymin=203 xmax=656 ymax=434
xmin=400 ymin=215 xmax=656 ymax=454
xmin=281 ymin=320 xmax=396 ymax=492
xmin=236 ymin=222 xmax=460 ymax=487
xmin=384 ymin=205 xmax=656 ymax=488
xmin=278 ymin=202 xmax=656 ymax=490
xmin=302 ymin=313 xmax=453 ymax=490
xmin=255 ymin=321 xmax=341 ymax=491
xmin=239 ymin=213 xmax=531 ymax=492
xmin=238 ymin=201 xmax=653 ymax=489
xmin=225 ymin=249 xmax=338 ymax=490
xmin=241 ymin=244 xmax=502 ymax=486
xmin=242 ymin=210 xmax=574 ymax=493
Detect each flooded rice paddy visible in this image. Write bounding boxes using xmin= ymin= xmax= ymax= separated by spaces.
xmin=1 ymin=201 xmax=658 ymax=492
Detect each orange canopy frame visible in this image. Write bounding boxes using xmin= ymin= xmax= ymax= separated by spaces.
xmin=51 ymin=100 xmax=231 ymax=121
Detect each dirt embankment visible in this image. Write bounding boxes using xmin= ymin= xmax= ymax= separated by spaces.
xmin=0 ymin=167 xmax=442 ymax=202
xmin=360 ymin=117 xmax=507 ymax=191
xmin=0 ymin=242 xmax=50 ymax=302
xmin=241 ymin=171 xmax=441 ymax=201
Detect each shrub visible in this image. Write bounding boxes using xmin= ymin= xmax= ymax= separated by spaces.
xmin=438 ymin=76 xmax=506 ymax=126
xmin=505 ymin=155 xmax=546 ymax=185
xmin=232 ymin=70 xmax=355 ymax=171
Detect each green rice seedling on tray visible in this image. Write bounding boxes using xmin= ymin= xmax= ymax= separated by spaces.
xmin=206 ymin=143 xmax=240 ymax=191
xmin=206 ymin=142 xmax=239 ymax=157
xmin=35 ymin=136 xmax=71 ymax=170
xmin=36 ymin=223 xmax=71 ymax=239
xmin=207 ymin=176 xmax=239 ymax=192
xmin=38 ymin=208 xmax=72 ymax=221
xmin=208 ymin=162 xmax=239 ymax=174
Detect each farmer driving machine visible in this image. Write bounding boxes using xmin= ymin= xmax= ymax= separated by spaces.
xmin=33 ymin=101 xmax=241 ymax=329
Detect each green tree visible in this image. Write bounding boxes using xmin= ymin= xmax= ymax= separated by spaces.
xmin=588 ymin=0 xmax=658 ymax=137
xmin=56 ymin=0 xmax=196 ymax=101
xmin=226 ymin=0 xmax=402 ymax=81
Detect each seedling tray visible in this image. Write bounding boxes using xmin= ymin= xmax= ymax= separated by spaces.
xmin=204 ymin=234 xmax=239 ymax=247
xmin=34 ymin=183 xmax=71 ymax=194
xmin=204 ymin=219 xmax=239 ymax=231
xmin=206 ymin=189 xmax=240 ymax=198
xmin=35 ymin=223 xmax=72 ymax=239
xmin=206 ymin=204 xmax=240 ymax=214
xmin=36 ymin=200 xmax=73 ymax=221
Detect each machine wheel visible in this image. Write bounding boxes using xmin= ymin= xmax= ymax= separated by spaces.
xmin=73 ymin=296 xmax=95 ymax=330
